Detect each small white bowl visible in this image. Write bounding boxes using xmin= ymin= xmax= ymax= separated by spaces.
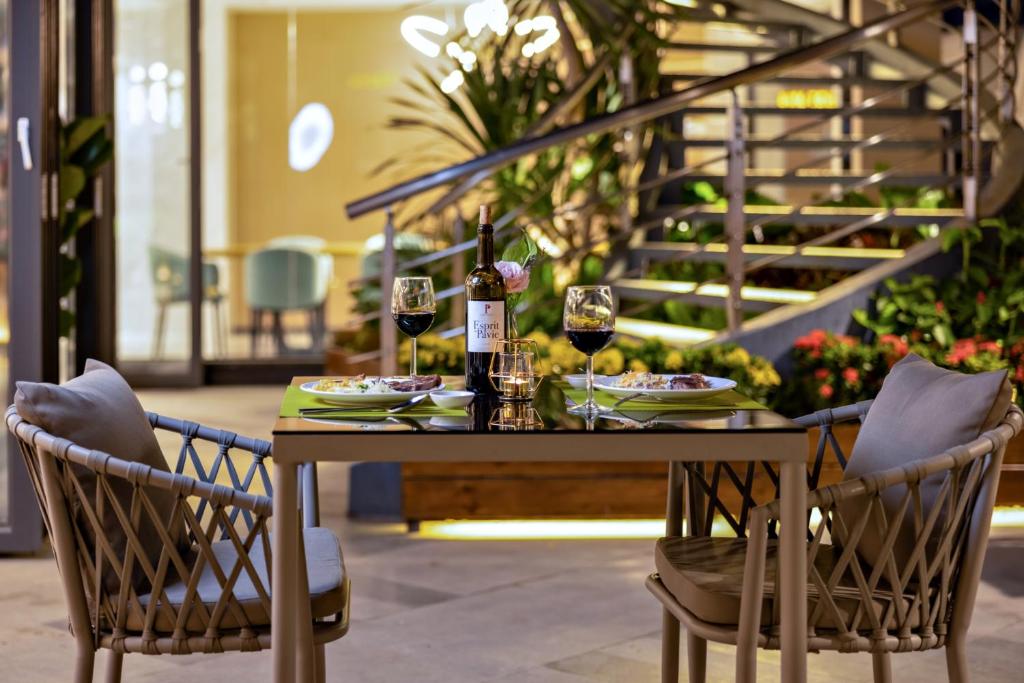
xmin=429 ymin=390 xmax=475 ymax=409
xmin=564 ymin=374 xmax=605 ymax=390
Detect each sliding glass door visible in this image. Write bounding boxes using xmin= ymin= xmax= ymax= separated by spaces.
xmin=113 ymin=0 xmax=199 ymax=385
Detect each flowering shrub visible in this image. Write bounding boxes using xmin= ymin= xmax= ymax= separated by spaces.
xmin=401 ymin=332 xmax=782 ymax=405
xmin=777 ymin=328 xmax=1023 ymax=415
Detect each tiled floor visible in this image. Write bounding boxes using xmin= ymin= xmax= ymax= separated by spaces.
xmin=1 ymin=386 xmax=1023 ymax=682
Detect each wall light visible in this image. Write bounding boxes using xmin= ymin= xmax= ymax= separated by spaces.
xmin=289 ymin=102 xmax=334 ymax=172
xmin=401 ymin=15 xmax=449 ymax=58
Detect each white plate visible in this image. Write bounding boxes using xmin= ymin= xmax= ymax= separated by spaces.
xmin=299 ymin=379 xmax=444 ymax=407
xmin=594 ymin=375 xmax=737 ymax=402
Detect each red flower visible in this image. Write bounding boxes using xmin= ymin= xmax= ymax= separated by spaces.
xmin=977 ymin=291 xmax=987 ymax=304
xmin=814 ymin=368 xmax=829 ymax=380
xmin=1016 ymin=365 xmax=1024 ymax=383
xmin=935 ymin=301 xmax=945 ymax=314
xmin=819 ymin=384 xmax=834 ymax=399
xmin=795 ymin=329 xmax=828 ymax=351
xmin=879 ymin=334 xmax=909 ymax=358
xmin=978 ymin=340 xmax=1001 ymax=354
xmin=946 ymin=339 xmax=978 ymax=365
xmin=842 ymin=367 xmax=860 ymax=384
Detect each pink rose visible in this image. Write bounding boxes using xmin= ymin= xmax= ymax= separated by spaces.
xmin=495 ymin=260 xmax=530 ymax=294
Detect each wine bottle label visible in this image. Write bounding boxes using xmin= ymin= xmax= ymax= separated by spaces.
xmin=466 ymin=300 xmax=506 ymax=352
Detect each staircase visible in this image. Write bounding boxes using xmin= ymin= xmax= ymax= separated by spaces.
xmin=611 ymin=0 xmax=1016 ymax=360
xmin=344 ymin=0 xmax=1024 ymax=372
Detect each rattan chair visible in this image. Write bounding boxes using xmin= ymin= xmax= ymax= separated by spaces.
xmin=6 ymin=407 xmax=350 ymax=683
xmin=648 ymin=401 xmax=1022 ymax=683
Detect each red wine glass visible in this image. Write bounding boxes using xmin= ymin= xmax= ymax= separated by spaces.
xmin=563 ymin=285 xmax=615 ymax=416
xmin=391 ymin=276 xmax=436 ymax=377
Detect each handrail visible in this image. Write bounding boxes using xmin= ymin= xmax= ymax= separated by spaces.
xmin=345 ymin=0 xmax=959 ymax=219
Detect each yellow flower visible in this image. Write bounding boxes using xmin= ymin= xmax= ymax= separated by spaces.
xmin=628 ymin=358 xmax=649 ymax=373
xmin=724 ymin=347 xmax=750 ymax=366
xmin=594 ymin=348 xmax=625 ymax=375
xmin=664 ymin=351 xmax=684 ymax=372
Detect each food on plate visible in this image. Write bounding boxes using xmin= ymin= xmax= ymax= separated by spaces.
xmin=611 ymin=371 xmax=711 ymax=391
xmin=313 ymin=375 xmax=442 ymax=394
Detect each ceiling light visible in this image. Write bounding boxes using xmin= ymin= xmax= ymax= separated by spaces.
xmin=400 ymin=15 xmax=449 ymax=58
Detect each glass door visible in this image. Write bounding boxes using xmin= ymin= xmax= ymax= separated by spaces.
xmin=113 ymin=0 xmax=199 ymax=385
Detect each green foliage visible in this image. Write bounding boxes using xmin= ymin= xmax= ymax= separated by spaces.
xmin=853 ymin=219 xmax=1024 ymax=346
xmin=59 ymin=116 xmax=113 ymax=337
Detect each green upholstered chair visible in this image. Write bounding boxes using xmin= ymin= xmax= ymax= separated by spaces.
xmin=244 ymin=246 xmax=327 ymax=356
xmin=149 ymin=246 xmax=225 ymax=358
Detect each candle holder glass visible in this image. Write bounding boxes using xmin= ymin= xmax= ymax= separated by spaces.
xmin=488 ymin=402 xmax=544 ymax=431
xmin=488 ymin=339 xmax=543 ymax=402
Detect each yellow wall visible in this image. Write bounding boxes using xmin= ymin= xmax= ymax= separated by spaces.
xmin=228 ymin=9 xmax=449 ymax=331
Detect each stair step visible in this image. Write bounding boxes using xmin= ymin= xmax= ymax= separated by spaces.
xmin=667 ymin=169 xmax=953 ymax=187
xmin=660 ymin=204 xmax=964 ymax=227
xmin=633 ymin=242 xmax=906 ymax=270
xmin=679 ymin=105 xmax=953 ymax=118
xmin=667 ymin=41 xmax=781 ymax=54
xmin=666 ymin=73 xmax=915 ymax=88
xmin=674 ymin=136 xmax=972 ymax=151
xmin=614 ymin=317 xmax=717 ymax=347
xmin=614 ymin=278 xmax=816 ymax=312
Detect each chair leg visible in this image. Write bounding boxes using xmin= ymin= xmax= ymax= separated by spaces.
xmin=314 ymin=643 xmax=326 ymax=683
xmin=687 ymin=632 xmax=707 ymax=683
xmin=661 ymin=609 xmax=680 ymax=682
xmin=946 ymin=639 xmax=969 ymax=683
xmin=250 ymin=308 xmax=262 ymax=357
xmin=73 ymin=643 xmax=95 ymax=683
xmin=272 ymin=311 xmax=285 ymax=355
xmin=214 ymin=298 xmax=226 ymax=358
xmin=105 ymin=651 xmax=123 ymax=683
xmin=872 ymin=651 xmax=892 ymax=683
xmin=152 ymin=302 xmax=167 ymax=359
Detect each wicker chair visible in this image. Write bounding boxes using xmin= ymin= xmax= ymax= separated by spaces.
xmin=648 ymin=401 xmax=1022 ymax=683
xmin=6 ymin=407 xmax=350 ymax=683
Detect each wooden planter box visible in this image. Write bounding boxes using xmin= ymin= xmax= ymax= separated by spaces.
xmin=401 ymin=425 xmax=1024 ymax=521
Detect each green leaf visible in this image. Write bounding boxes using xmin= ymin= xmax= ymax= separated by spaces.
xmin=59 ymin=306 xmax=75 ymax=338
xmin=62 ymin=208 xmax=95 ymax=242
xmin=63 ymin=117 xmax=107 ymax=160
xmin=58 ymin=253 xmax=82 ymax=298
xmin=932 ymin=323 xmax=954 ymax=347
xmin=60 ymin=164 xmax=87 ymax=209
xmin=501 ymin=227 xmax=539 ymax=269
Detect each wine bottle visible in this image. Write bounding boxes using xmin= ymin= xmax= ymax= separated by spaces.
xmin=465 ymin=205 xmax=506 ymax=396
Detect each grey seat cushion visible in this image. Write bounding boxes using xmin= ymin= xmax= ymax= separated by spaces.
xmin=655 ymin=536 xmax=917 ymax=630
xmin=133 ymin=526 xmax=346 ymax=633
xmin=14 ymin=359 xmax=190 ymax=594
xmin=839 ymin=353 xmax=1010 ymax=570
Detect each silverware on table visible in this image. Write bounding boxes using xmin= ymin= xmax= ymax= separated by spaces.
xmin=611 ymin=392 xmax=667 ymax=408
xmin=300 ymin=394 xmax=428 ymax=416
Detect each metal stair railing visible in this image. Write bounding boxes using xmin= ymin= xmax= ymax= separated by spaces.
xmin=344 ymin=0 xmax=1017 ymax=365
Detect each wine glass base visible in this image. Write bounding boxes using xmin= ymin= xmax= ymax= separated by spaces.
xmin=568 ymin=401 xmax=612 ymax=417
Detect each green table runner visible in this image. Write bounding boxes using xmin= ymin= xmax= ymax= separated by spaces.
xmin=559 ymin=384 xmax=767 ymax=412
xmin=280 ymin=385 xmax=468 ymax=418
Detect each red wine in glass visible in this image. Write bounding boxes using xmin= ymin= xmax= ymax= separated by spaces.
xmin=566 ymin=327 xmax=614 ymax=356
xmin=393 ymin=311 xmax=435 ymax=338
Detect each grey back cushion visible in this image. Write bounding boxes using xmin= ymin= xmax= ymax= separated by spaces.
xmin=15 ymin=359 xmax=190 ymax=595
xmin=839 ymin=353 xmax=1010 ymax=570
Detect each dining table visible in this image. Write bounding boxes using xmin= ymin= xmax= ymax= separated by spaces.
xmin=270 ymin=376 xmax=809 ymax=683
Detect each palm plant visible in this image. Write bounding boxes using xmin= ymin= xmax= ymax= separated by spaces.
xmin=381 ymin=0 xmax=681 ymax=275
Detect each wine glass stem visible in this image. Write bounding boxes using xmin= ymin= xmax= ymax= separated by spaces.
xmin=411 ymin=337 xmax=418 ymax=377
xmin=586 ymin=354 xmax=595 ymax=407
